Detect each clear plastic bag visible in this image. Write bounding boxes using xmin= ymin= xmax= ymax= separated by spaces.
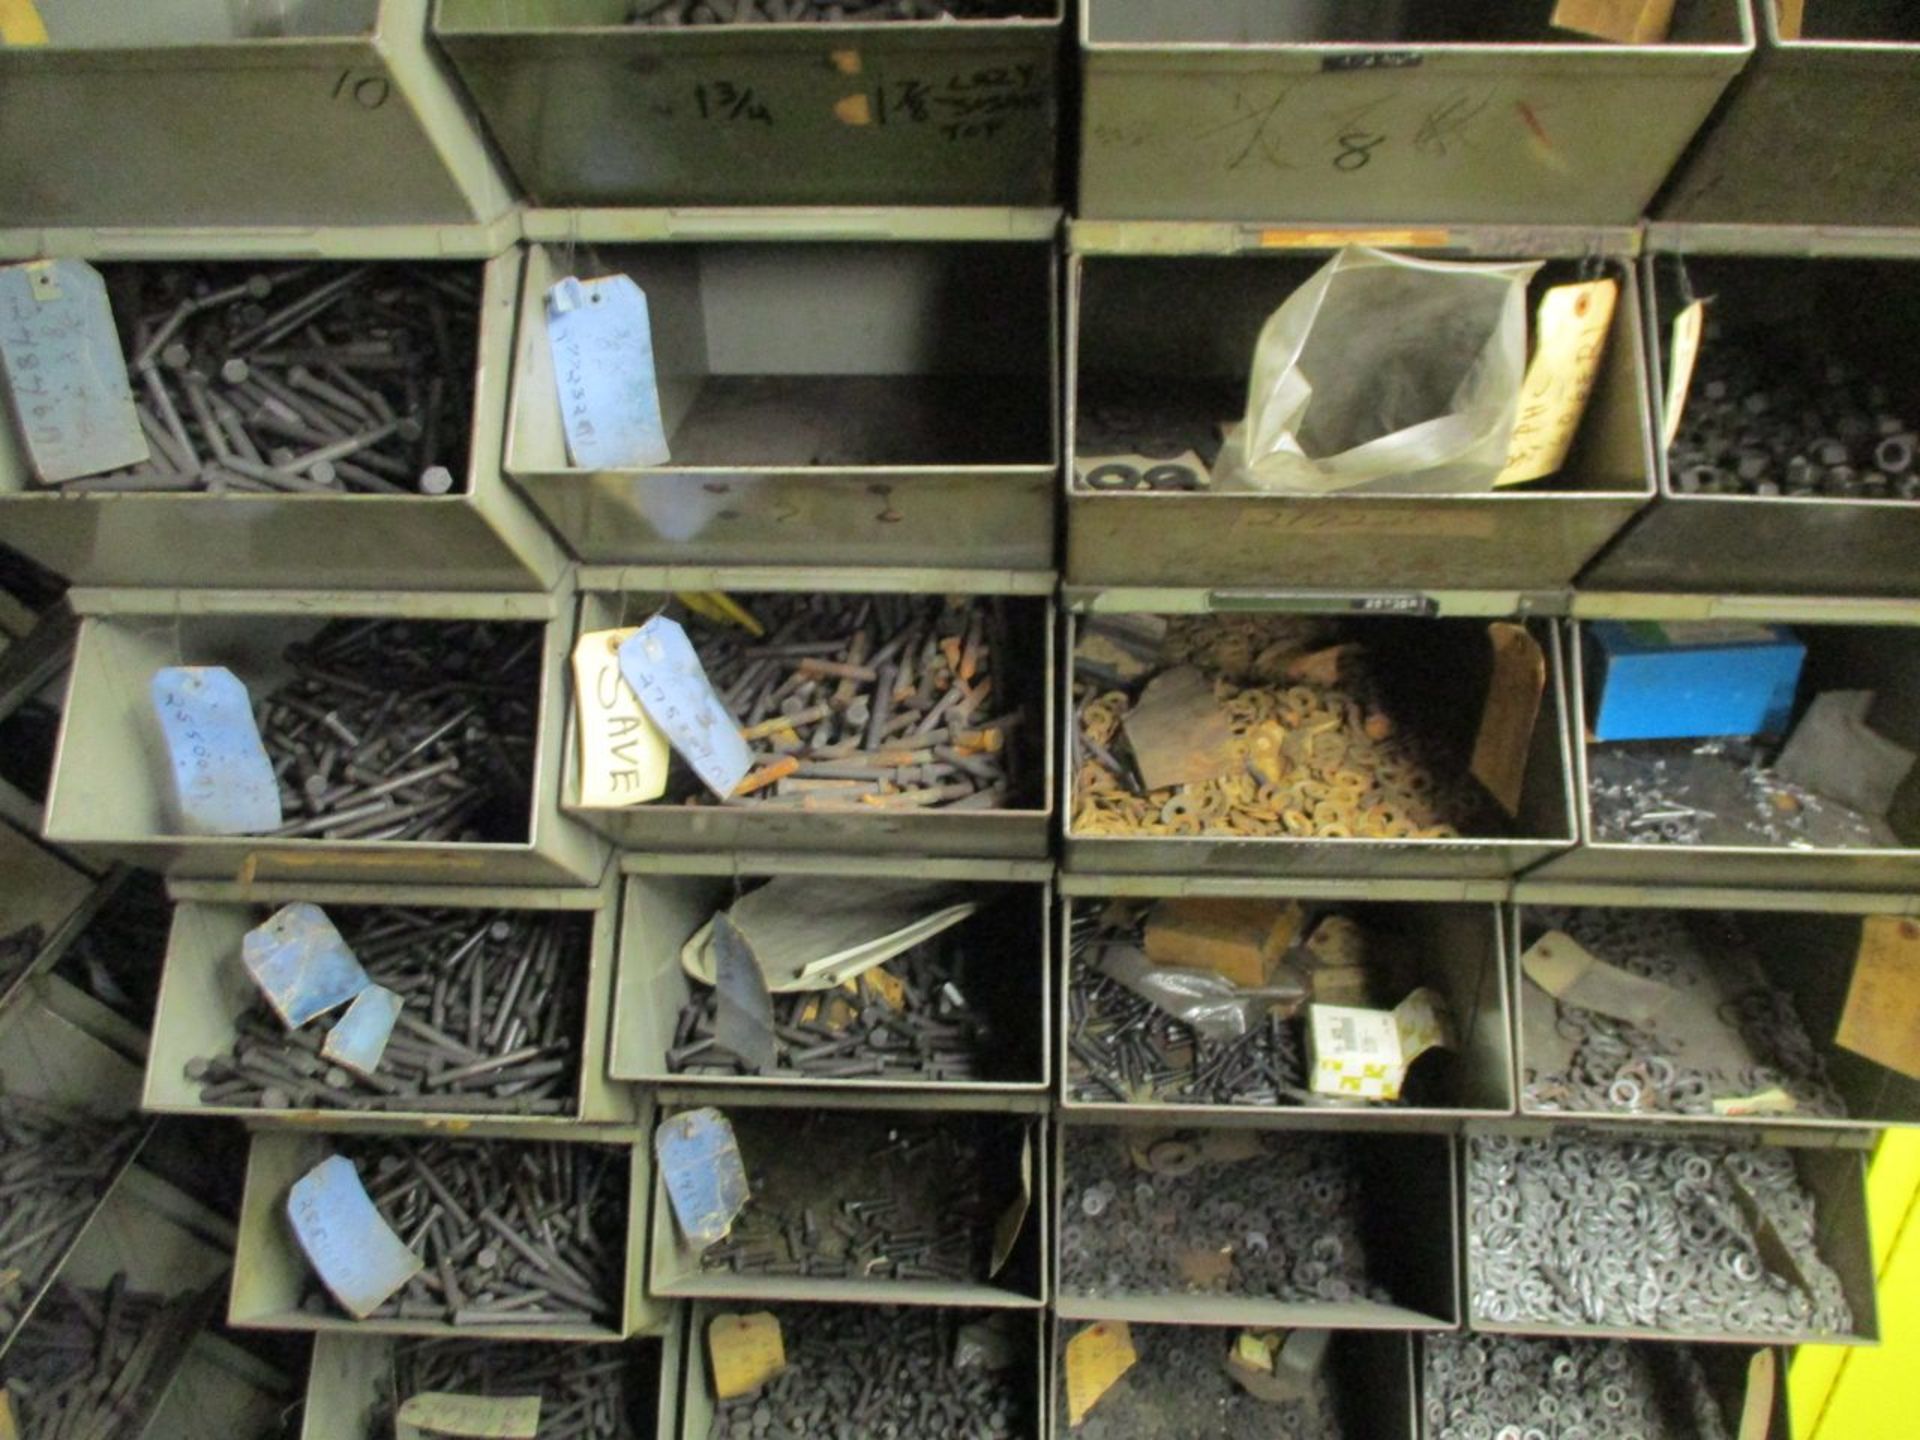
xmin=1097 ymin=944 xmax=1306 ymax=1043
xmin=1214 ymin=246 xmax=1542 ymax=495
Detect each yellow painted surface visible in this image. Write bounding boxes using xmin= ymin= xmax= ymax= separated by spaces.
xmin=1794 ymin=1131 xmax=1920 ymax=1438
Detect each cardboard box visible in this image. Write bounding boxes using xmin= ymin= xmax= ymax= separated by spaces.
xmin=1584 ymin=621 xmax=1805 ymax=741
xmin=1144 ymin=899 xmax=1302 ymax=990
xmin=1307 ymin=990 xmax=1450 ymax=1103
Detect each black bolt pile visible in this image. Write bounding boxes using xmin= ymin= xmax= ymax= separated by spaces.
xmin=0 ymin=1101 xmax=144 ymax=1343
xmin=370 ymin=1338 xmax=654 ymax=1440
xmin=1669 ymin=331 xmax=1920 ymax=499
xmin=669 ymin=934 xmax=999 ymax=1082
xmin=697 ymin=1113 xmax=1023 ymax=1285
xmin=1066 ymin=909 xmax=1306 ymax=1107
xmin=0 ymin=923 xmax=42 ymax=999
xmin=67 ymin=262 xmax=477 ymax=496
xmin=51 ymin=870 xmax=171 ymax=1027
xmin=2 ymin=1276 xmax=223 ymax=1440
xmin=255 ymin=617 xmax=541 ymax=843
xmin=706 ymin=1305 xmax=1031 ymax=1440
xmin=188 ymin=907 xmax=589 ymax=1115
xmin=1063 ymin=1323 xmax=1345 ymax=1440
xmin=634 ymin=0 xmax=1044 ymax=22
xmin=672 ymin=594 xmax=1026 ymax=811
xmin=302 ymin=1136 xmax=627 ymax=1329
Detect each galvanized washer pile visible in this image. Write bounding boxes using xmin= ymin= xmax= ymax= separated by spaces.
xmin=373 ymin=1338 xmax=648 ymax=1439
xmin=303 ymin=1136 xmax=627 ymax=1328
xmin=75 ymin=262 xmax=477 ymax=496
xmin=633 ymin=0 xmax=1044 ymax=23
xmin=1588 ymin=741 xmax=1889 ymax=850
xmin=677 ymin=594 xmax=1025 ymax=811
xmin=1522 ymin=907 xmax=1846 ymax=1119
xmin=1074 ymin=614 xmax=1497 ymax=840
xmin=0 ymin=1100 xmax=143 ymax=1342
xmin=1058 ymin=1129 xmax=1385 ymax=1305
xmin=256 ymin=617 xmax=541 ymax=844
xmin=1467 ymin=1133 xmax=1853 ymax=1336
xmin=1 ymin=1276 xmax=221 ymax=1440
xmin=1669 ymin=329 xmax=1920 ymax=499
xmin=1066 ymin=1322 xmax=1344 ymax=1440
xmin=187 ymin=908 xmax=589 ymax=1115
xmin=1422 ymin=1333 xmax=1732 ymax=1440
xmin=668 ymin=929 xmax=998 ymax=1081
xmin=705 ymin=1305 xmax=1028 ymax=1440
xmin=1066 ymin=906 xmax=1307 ymax=1106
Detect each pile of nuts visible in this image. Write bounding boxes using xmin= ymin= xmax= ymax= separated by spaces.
xmin=1074 ymin=615 xmax=1495 ymax=840
xmin=73 ymin=262 xmax=476 ymax=495
xmin=187 ymin=907 xmax=589 ymax=1116
xmin=256 ymin=617 xmax=541 ymax=844
xmin=1065 ymin=1323 xmax=1345 ymax=1440
xmin=1423 ymin=1334 xmax=1735 ymax=1440
xmin=675 ymin=594 xmax=1025 ymax=812
xmin=374 ymin=1338 xmax=652 ymax=1440
xmin=1521 ymin=906 xmax=1847 ymax=1120
xmin=1467 ymin=1132 xmax=1854 ymax=1336
xmin=302 ymin=1136 xmax=627 ymax=1329
xmin=1588 ymin=741 xmax=1891 ymax=850
xmin=1059 ymin=1130 xmax=1386 ymax=1307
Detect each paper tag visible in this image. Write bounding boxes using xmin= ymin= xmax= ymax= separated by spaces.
xmin=1776 ymin=0 xmax=1805 ymax=41
xmin=1712 ymin=1087 xmax=1800 ymax=1118
xmin=989 ymin=1134 xmax=1032 ymax=1279
xmin=1065 ymin=1321 xmax=1137 ymax=1427
xmin=1521 ymin=930 xmax=1676 ymax=1031
xmin=150 ymin=666 xmax=283 ymax=836
xmin=708 ymin=1312 xmax=786 ymax=1401
xmin=287 ymin=1154 xmax=423 ymax=1319
xmin=617 ymin=616 xmax=753 ymax=799
xmin=545 ymin=276 xmax=670 ymax=470
xmin=1469 ymin=623 xmax=1546 ymax=817
xmin=243 ymin=902 xmax=370 ymax=1029
xmin=1663 ymin=300 xmax=1707 ymax=450
xmin=1551 ymin=0 xmax=1676 ymax=44
xmin=0 ymin=260 xmax=147 ymax=482
xmin=1496 ymin=279 xmax=1618 ymax=487
xmin=0 ymin=1390 xmax=17 ymax=1440
xmin=1740 ymin=1349 xmax=1776 ymax=1440
xmin=323 ymin=984 xmax=402 ymax=1078
xmin=657 ymin=1108 xmax=750 ymax=1248
xmin=0 ymin=0 xmax=48 ymax=45
xmin=572 ymin=627 xmax=668 ymax=808
xmin=394 ymin=1393 xmax=540 ymax=1440
xmin=1835 ymin=916 xmax=1920 ymax=1081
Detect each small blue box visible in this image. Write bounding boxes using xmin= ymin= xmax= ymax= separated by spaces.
xmin=1585 ymin=621 xmax=1805 ymax=742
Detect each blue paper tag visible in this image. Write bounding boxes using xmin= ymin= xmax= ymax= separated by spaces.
xmin=150 ymin=666 xmax=283 ymax=836
xmin=0 ymin=259 xmax=148 ymax=484
xmin=545 ymin=275 xmax=671 ymax=470
xmin=287 ymin=1154 xmax=424 ymax=1320
xmin=243 ymin=902 xmax=369 ymax=1029
xmin=656 ymin=1107 xmax=749 ymax=1249
xmin=617 ymin=617 xmax=753 ymax=800
xmin=321 ymin=983 xmax=402 ymax=1078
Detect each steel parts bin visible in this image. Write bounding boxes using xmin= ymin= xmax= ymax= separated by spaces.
xmin=0 ymin=817 xmax=99 ymax=997
xmin=297 ymin=1320 xmax=682 ymax=1440
xmin=1510 ymin=888 xmax=1920 ymax=1134
xmin=432 ymin=0 xmax=1062 ymax=207
xmin=1063 ymin=227 xmax=1655 ymax=596
xmin=41 ymin=585 xmax=609 ymax=887
xmin=507 ymin=214 xmax=1059 ymax=575
xmin=1059 ymin=881 xmax=1516 ymax=1128
xmin=565 ymin=574 xmax=1055 ymax=860
xmin=229 ymin=1119 xmax=659 ymax=1342
xmin=146 ymin=876 xmax=635 ymax=1129
xmin=0 ymin=0 xmax=512 ymax=230
xmin=1053 ymin=1125 xmax=1461 ymax=1330
xmin=613 ymin=854 xmax=1053 ymax=1110
xmin=1051 ymin=1322 xmax=1418 ymax=1439
xmin=1061 ymin=609 xmax=1578 ymax=880
xmin=1581 ymin=247 xmax=1920 ymax=598
xmin=1544 ymin=617 xmax=1920 ymax=890
xmin=1659 ymin=1 xmax=1920 ymax=229
xmin=1074 ymin=0 xmax=1752 ymax=226
xmin=649 ymin=1106 xmax=1047 ymax=1310
xmin=0 ymin=242 xmax=566 ymax=592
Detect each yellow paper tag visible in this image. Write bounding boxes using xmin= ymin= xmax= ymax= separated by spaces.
xmin=0 ymin=1390 xmax=18 ymax=1440
xmin=394 ymin=1392 xmax=540 ymax=1439
xmin=1496 ymin=280 xmax=1618 ymax=487
xmin=572 ymin=627 xmax=669 ymax=808
xmin=0 ymin=0 xmax=49 ymax=45
xmin=1066 ymin=1321 xmax=1137 ymax=1427
xmin=1551 ymin=0 xmax=1676 ymax=44
xmin=709 ymin=1312 xmax=786 ymax=1401
xmin=1740 ymin=1349 xmax=1776 ymax=1440
xmin=1835 ymin=915 xmax=1920 ymax=1081
xmin=860 ymin=967 xmax=908 ymax=1011
xmin=1712 ymin=1087 xmax=1800 ymax=1118
xmin=1776 ymin=0 xmax=1805 ymax=40
xmin=1663 ymin=300 xmax=1707 ymax=451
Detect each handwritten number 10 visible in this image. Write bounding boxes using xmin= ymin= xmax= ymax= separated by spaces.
xmin=331 ymin=69 xmax=391 ymax=110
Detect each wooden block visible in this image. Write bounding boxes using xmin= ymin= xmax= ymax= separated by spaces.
xmin=1144 ymin=898 xmax=1303 ymax=989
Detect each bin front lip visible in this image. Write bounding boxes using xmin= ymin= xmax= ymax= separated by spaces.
xmin=435 ymin=0 xmax=1065 ymax=35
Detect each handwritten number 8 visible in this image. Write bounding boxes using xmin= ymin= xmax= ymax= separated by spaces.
xmin=1334 ymin=131 xmax=1383 ymax=172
